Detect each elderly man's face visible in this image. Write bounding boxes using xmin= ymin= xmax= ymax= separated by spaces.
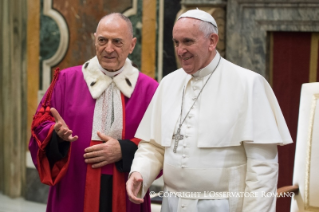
xmin=173 ymin=18 xmax=218 ymax=74
xmin=94 ymin=16 xmax=136 ymax=71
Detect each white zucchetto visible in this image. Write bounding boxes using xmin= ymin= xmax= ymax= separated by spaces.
xmin=178 ymin=8 xmax=218 ymax=29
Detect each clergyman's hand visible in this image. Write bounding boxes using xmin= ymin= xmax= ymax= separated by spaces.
xmin=127 ymin=172 xmax=144 ymax=204
xmin=50 ymin=107 xmax=78 ymax=142
xmin=83 ymin=132 xmax=122 ymax=168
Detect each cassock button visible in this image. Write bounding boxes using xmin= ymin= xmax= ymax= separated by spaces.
xmin=183 ymin=144 xmax=187 ymax=147
xmin=181 ymin=165 xmax=186 ymax=168
xmin=182 ymin=154 xmax=186 ymax=158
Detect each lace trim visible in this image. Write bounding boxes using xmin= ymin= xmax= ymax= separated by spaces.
xmin=91 ymin=82 xmax=123 ymax=140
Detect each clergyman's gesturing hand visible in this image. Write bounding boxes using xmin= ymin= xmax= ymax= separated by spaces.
xmin=83 ymin=132 xmax=122 ymax=168
xmin=126 ymin=172 xmax=144 ymax=204
xmin=50 ymin=107 xmax=78 ymax=142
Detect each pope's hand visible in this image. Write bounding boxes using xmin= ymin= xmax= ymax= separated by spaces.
xmin=83 ymin=132 xmax=122 ymax=168
xmin=50 ymin=108 xmax=78 ymax=142
xmin=126 ymin=172 xmax=144 ymax=204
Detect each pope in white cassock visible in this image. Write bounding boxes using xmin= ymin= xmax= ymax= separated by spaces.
xmin=126 ymin=9 xmax=293 ymax=212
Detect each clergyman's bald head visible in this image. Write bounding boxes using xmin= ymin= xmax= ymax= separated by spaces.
xmin=97 ymin=13 xmax=133 ymax=38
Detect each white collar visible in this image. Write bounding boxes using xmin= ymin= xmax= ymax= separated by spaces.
xmin=192 ymin=51 xmax=221 ymax=78
xmin=97 ymin=62 xmax=124 ymax=77
xmin=82 ymin=56 xmax=139 ymax=99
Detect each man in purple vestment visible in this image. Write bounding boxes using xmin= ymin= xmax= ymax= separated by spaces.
xmin=29 ymin=13 xmax=158 ymax=212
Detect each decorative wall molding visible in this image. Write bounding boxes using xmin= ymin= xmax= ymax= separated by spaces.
xmin=256 ymin=20 xmax=319 ymax=28
xmin=240 ymin=3 xmax=319 ymax=8
xmin=41 ymin=0 xmax=69 ymax=92
xmin=181 ymin=0 xmax=227 ymax=7
xmin=123 ymin=0 xmax=138 ymax=17
xmin=256 ymin=20 xmax=319 ymax=33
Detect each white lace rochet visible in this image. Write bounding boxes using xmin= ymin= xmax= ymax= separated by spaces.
xmin=91 ymin=82 xmax=123 ymax=141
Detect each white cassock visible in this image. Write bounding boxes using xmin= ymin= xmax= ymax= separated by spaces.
xmin=130 ymin=52 xmax=293 ymax=212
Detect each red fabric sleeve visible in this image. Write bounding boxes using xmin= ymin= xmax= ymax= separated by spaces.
xmin=130 ymin=138 xmax=141 ymax=146
xmin=35 ymin=124 xmax=72 ymax=186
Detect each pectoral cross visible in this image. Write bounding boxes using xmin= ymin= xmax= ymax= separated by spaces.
xmin=172 ymin=126 xmax=184 ymax=153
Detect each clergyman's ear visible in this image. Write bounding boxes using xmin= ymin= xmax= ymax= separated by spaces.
xmin=130 ymin=37 xmax=137 ymax=54
xmin=208 ymin=33 xmax=219 ymax=51
xmin=93 ymin=33 xmax=97 ymax=46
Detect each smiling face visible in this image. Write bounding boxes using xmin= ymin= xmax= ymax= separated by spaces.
xmin=172 ymin=18 xmax=218 ymax=75
xmin=94 ymin=15 xmax=136 ymax=71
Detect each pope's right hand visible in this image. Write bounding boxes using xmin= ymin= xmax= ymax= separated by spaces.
xmin=126 ymin=172 xmax=144 ymax=204
xmin=50 ymin=107 xmax=78 ymax=142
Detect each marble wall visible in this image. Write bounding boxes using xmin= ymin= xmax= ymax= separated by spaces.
xmin=226 ymin=0 xmax=319 ymax=79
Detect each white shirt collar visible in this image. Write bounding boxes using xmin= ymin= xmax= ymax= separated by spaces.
xmin=192 ymin=51 xmax=221 ymax=78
